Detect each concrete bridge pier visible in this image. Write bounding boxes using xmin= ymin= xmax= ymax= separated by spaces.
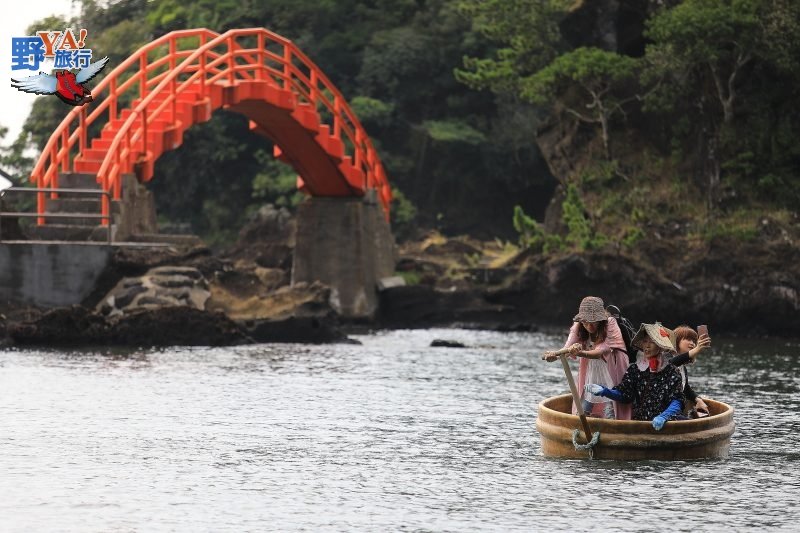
xmin=292 ymin=192 xmax=395 ymax=318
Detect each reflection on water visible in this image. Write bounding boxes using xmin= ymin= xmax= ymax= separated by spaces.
xmin=1 ymin=330 xmax=799 ymax=531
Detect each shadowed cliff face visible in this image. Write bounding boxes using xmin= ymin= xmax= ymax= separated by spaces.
xmin=381 ymin=227 xmax=799 ymax=337
xmin=515 ymin=1 xmax=798 ymax=337
xmin=507 ymin=242 xmax=799 ymax=337
xmin=559 ymin=0 xmax=681 ymax=56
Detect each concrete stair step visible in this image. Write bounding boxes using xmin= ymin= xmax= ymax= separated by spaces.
xmin=2 ymin=211 xmax=105 ymax=222
xmin=56 ymin=173 xmax=100 ymax=189
xmin=45 ymin=198 xmax=102 ymax=213
xmin=125 ymin=233 xmax=204 ymax=247
xmin=27 ymin=224 xmax=97 ymax=241
xmin=43 ymin=214 xmax=106 ymax=226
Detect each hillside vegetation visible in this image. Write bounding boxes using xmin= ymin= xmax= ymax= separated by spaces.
xmin=2 ymin=0 xmax=797 ymax=256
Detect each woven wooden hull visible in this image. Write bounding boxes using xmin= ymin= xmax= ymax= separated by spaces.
xmin=536 ymin=394 xmax=735 ymax=460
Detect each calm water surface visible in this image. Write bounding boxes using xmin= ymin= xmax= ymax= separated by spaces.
xmin=1 ymin=329 xmax=798 ymax=531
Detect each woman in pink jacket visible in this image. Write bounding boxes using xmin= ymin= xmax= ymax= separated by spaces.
xmin=544 ymin=296 xmax=631 ymax=420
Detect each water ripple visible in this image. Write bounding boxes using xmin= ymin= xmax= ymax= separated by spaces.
xmin=0 ymin=329 xmax=797 ymax=531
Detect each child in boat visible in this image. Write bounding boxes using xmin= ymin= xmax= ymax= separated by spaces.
xmin=586 ymin=322 xmax=685 ymax=430
xmin=670 ymin=325 xmax=712 ymax=418
xmin=543 ymin=296 xmax=631 ymax=420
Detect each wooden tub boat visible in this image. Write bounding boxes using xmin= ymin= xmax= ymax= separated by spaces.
xmin=536 ymin=394 xmax=735 ymax=460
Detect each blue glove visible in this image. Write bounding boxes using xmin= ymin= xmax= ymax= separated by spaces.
xmin=652 ymin=415 xmax=667 ymax=431
xmin=585 ymin=384 xmax=624 ymax=402
xmin=652 ymin=399 xmax=683 ymax=431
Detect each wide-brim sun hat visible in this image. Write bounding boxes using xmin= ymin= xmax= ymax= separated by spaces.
xmin=572 ymin=296 xmax=609 ymax=323
xmin=631 ymin=322 xmax=676 ymax=353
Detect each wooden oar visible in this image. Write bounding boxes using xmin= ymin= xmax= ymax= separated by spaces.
xmin=543 ymin=347 xmax=593 ymax=444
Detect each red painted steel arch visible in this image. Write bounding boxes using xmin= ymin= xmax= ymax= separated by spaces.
xmin=29 ymin=28 xmax=391 ymax=223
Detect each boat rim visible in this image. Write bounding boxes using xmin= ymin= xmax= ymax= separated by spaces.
xmin=538 ymin=393 xmax=734 ymax=428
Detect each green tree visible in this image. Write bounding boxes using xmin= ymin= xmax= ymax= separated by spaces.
xmin=15 ymin=0 xmax=557 ymax=242
xmin=523 ymin=47 xmax=639 ymax=159
xmin=0 ymin=126 xmax=33 ymax=181
xmin=457 ymin=2 xmax=640 ymax=160
xmin=456 ymin=0 xmax=569 ymax=94
xmin=643 ymin=0 xmax=800 ymax=206
xmin=645 ymin=0 xmax=761 ymax=125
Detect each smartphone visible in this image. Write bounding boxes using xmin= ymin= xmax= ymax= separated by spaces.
xmin=697 ymin=324 xmax=709 ymax=339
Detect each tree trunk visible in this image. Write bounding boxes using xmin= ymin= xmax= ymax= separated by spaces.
xmin=706 ymin=134 xmax=721 ymax=213
xmin=600 ymin=112 xmax=611 ymax=160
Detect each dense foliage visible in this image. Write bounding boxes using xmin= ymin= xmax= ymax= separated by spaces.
xmin=3 ymin=0 xmax=798 ymax=249
xmin=3 ymin=0 xmax=555 ymax=245
xmin=458 ymin=0 xmax=800 ymax=250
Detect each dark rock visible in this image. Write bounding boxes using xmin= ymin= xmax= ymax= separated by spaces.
xmin=109 ymin=308 xmax=251 ymax=346
xmin=213 ymin=269 xmax=265 ymax=298
xmin=82 ymin=245 xmax=224 ymax=309
xmin=467 ymin=267 xmax=514 ymax=285
xmin=378 ymin=285 xmax=520 ymax=329
xmin=0 ymin=313 xmax=10 ymax=347
xmin=480 ymin=240 xmax=799 ymax=337
xmin=150 ymin=275 xmax=196 ymax=288
xmin=136 ymin=296 xmax=176 ymax=307
xmin=431 ymin=339 xmax=466 ymax=348
xmin=149 ymin=266 xmax=204 ymax=279
xmin=7 ymin=305 xmax=109 ymax=345
xmin=253 ymin=244 xmax=294 ymax=270
xmin=423 ymin=240 xmax=481 ymax=256
xmin=222 ymin=204 xmax=296 ymax=269
xmin=6 ymin=305 xmax=251 ymax=347
xmin=162 ymin=288 xmax=192 ymax=302
xmin=242 ymin=316 xmax=356 ymax=344
xmin=238 ymin=204 xmax=294 ymax=243
xmin=112 ymin=285 xmax=149 ymax=309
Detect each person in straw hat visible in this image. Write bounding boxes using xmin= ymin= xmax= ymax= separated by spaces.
xmin=586 ymin=322 xmax=685 ymax=430
xmin=543 ymin=296 xmax=631 ymax=420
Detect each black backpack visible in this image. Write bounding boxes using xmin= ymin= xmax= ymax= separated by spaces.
xmin=606 ymin=304 xmax=638 ymax=361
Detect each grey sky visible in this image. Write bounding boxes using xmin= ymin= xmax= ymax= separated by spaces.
xmin=2 ymin=0 xmax=77 ymax=158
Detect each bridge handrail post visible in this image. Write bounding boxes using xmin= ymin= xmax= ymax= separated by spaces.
xmin=333 ymin=96 xmax=342 ymax=138
xmin=109 ymin=78 xmax=117 ymax=122
xmin=283 ymin=44 xmax=292 ymax=91
xmin=228 ymin=36 xmax=235 ymax=84
xmin=200 ymin=33 xmax=207 ymax=97
xmin=0 ymin=187 xmax=114 ymax=244
xmin=140 ymin=54 xmax=147 ymax=99
xmin=79 ymin=106 xmax=88 ymax=158
xmin=170 ymin=37 xmax=177 ymax=122
xmin=60 ymin=129 xmax=69 ymax=177
xmin=256 ymin=33 xmax=264 ymax=81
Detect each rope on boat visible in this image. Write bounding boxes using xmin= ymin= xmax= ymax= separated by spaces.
xmin=572 ymin=428 xmax=600 ymax=457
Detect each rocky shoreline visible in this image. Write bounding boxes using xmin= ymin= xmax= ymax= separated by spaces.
xmin=1 ymin=210 xmax=797 ymax=349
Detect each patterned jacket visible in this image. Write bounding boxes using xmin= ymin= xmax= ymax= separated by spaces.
xmin=612 ymin=363 xmax=685 ymax=421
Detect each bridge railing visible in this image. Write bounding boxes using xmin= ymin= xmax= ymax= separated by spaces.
xmin=31 ymin=28 xmax=391 ymax=226
xmin=29 ymin=29 xmax=225 ymax=222
xmin=0 ymin=187 xmax=112 ymax=244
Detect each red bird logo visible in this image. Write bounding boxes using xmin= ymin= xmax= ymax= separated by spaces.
xmin=11 ymin=57 xmax=109 ymax=106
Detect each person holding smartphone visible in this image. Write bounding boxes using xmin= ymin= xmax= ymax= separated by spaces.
xmin=670 ymin=325 xmax=712 ymax=417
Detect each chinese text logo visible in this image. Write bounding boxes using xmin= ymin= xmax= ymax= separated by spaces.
xmin=10 ymin=29 xmax=109 ymax=107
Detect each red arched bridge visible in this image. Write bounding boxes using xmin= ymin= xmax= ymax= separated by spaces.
xmin=29 ymin=28 xmax=392 ymax=224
